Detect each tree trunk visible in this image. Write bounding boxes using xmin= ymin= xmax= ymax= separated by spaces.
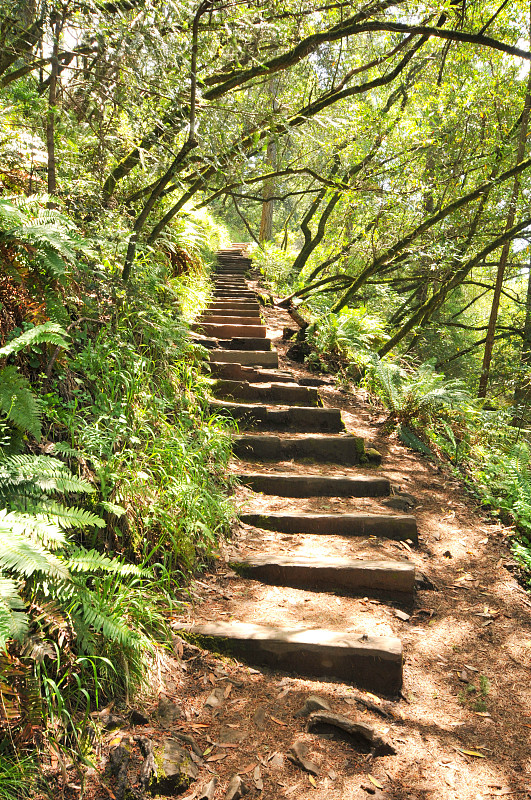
xmin=478 ymin=63 xmax=531 ymax=398
xmin=512 ymin=254 xmax=531 ymax=426
xmin=46 ymin=12 xmax=62 ymax=197
xmin=259 ymin=137 xmax=277 ymax=243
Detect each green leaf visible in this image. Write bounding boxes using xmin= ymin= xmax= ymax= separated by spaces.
xmin=0 ymin=322 xmax=69 ymax=360
xmin=0 ymin=366 xmax=41 ymax=438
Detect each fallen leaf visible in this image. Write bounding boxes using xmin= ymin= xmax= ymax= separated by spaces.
xmin=224 ymin=683 xmax=232 ymax=699
xmin=368 ymin=774 xmax=384 ymax=789
xmin=206 ymin=752 xmax=227 ymax=762
xmin=271 ymin=716 xmax=287 ymax=726
xmin=240 ymin=763 xmax=258 ymax=774
xmin=309 ymin=775 xmax=317 ymax=787
xmin=456 ymin=748 xmax=486 ymax=758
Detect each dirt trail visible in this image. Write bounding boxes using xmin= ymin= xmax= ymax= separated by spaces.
xmin=84 ymin=252 xmax=531 ymax=800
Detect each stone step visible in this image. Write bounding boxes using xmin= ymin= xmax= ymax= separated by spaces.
xmin=213 ymin=285 xmax=255 ymax=291
xmin=200 ymin=314 xmax=262 ymax=325
xmin=193 ymin=322 xmax=267 ymax=338
xmin=207 ymin=307 xmax=263 ymax=317
xmin=192 ymin=336 xmax=272 ymax=352
xmin=240 ymin=512 xmax=418 ymax=543
xmin=237 ymin=473 xmax=390 ymax=497
xmin=210 ymin=363 xmax=296 ymax=383
xmin=215 ymin=338 xmax=273 ymax=351
xmin=233 ymin=433 xmax=366 ymax=464
xmin=210 ymin=401 xmax=345 ymax=431
xmin=215 ymin=267 xmax=250 ymax=273
xmin=230 ymin=554 xmax=415 ymax=596
xmin=213 ymin=292 xmax=257 ymax=299
xmin=214 ymin=282 xmax=248 ymax=288
xmin=175 ymin=621 xmax=402 ymax=694
xmin=213 ymin=380 xmax=321 ymax=406
xmin=208 ymin=301 xmax=260 ymax=311
xmin=213 ymin=288 xmax=256 ymax=294
xmin=209 ymin=350 xmax=279 ymax=367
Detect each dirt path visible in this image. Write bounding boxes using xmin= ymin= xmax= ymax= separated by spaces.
xmin=83 ymin=254 xmax=531 ymax=800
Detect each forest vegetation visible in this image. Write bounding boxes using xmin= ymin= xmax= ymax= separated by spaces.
xmin=3 ymin=0 xmax=531 ymax=792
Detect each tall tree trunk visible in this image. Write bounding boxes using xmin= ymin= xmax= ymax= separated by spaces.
xmin=512 ymin=252 xmax=531 ymax=425
xmin=46 ymin=11 xmax=62 ymax=197
xmin=259 ymin=79 xmax=280 ymax=243
xmin=478 ymin=40 xmax=531 ymax=397
xmin=259 ymin=137 xmax=277 ymax=243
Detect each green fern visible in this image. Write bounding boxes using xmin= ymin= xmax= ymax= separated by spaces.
xmin=0 ymin=195 xmax=93 ymax=282
xmin=368 ymin=357 xmax=470 ymax=426
xmin=0 ymin=322 xmax=69 ymax=360
xmin=0 ymin=366 xmax=41 ymax=439
xmin=0 ymin=454 xmax=94 ymax=507
xmin=0 ymin=323 xmax=70 ymax=445
xmin=0 ymin=578 xmax=28 ymax=645
xmin=41 ymin=503 xmax=105 ymax=530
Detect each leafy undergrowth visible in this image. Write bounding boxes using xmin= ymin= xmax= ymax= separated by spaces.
xmin=0 ymin=195 xmax=236 ymax=794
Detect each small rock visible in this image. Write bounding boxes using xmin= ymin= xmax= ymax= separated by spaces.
xmin=130 ymin=709 xmax=149 ymax=726
xmin=252 ymin=707 xmax=267 ymax=730
xmin=101 ymin=713 xmax=127 ymax=731
xmin=287 ymin=740 xmax=319 ymax=775
xmin=205 ymin=687 xmax=225 ymax=709
xmin=219 ymin=726 xmax=246 ymax=744
xmin=394 ymin=610 xmax=410 ymax=622
xmin=365 ymin=447 xmax=382 ymax=465
xmin=294 ymin=695 xmax=331 ymax=718
xmin=253 ymin=765 xmax=263 ymax=791
xmin=443 ymin=550 xmax=453 ymax=558
xmin=156 ymin=697 xmax=181 ymax=726
xmin=269 ymin=752 xmax=284 ymax=770
xmin=383 ymin=496 xmax=414 ymax=512
xmin=225 ymin=774 xmax=248 ymax=800
xmin=155 ymin=739 xmax=198 ymax=794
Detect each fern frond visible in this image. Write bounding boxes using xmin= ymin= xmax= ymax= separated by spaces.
xmin=51 ymin=442 xmax=85 ymax=458
xmin=0 ymin=518 xmax=68 ymax=579
xmin=0 ymin=509 xmax=67 ymax=548
xmin=99 ymin=500 xmax=126 ymax=517
xmin=0 ymin=322 xmax=69 ymax=360
xmin=0 ymin=454 xmax=94 ymax=498
xmin=67 ymin=585 xmax=141 ymax=648
xmin=0 ymin=577 xmax=27 ymax=649
xmin=66 ymin=548 xmax=144 ymax=576
xmin=41 ymin=503 xmax=105 ymax=530
xmin=0 ymin=366 xmax=41 ymax=438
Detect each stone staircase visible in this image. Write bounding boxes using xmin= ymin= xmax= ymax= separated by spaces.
xmin=177 ymin=245 xmax=418 ymax=696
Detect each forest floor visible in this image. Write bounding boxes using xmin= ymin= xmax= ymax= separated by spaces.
xmin=73 ymin=294 xmax=531 ymax=800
